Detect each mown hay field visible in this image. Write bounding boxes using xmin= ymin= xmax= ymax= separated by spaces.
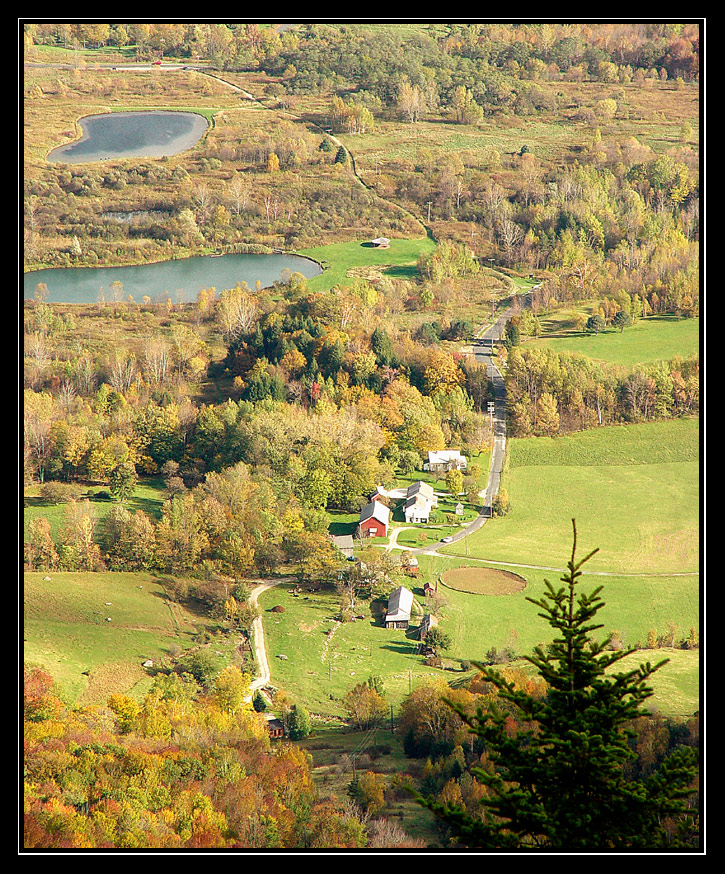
xmin=440 ymin=565 xmax=527 ymax=595
xmin=441 ymin=418 xmax=699 ymax=574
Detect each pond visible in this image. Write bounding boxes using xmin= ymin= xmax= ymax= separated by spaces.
xmin=24 ymin=252 xmax=323 ymax=304
xmin=47 ymin=110 xmax=209 ymax=163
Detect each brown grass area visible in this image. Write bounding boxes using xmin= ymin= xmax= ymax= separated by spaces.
xmin=441 ymin=566 xmax=527 ymax=595
xmin=77 ymin=660 xmax=146 ymax=706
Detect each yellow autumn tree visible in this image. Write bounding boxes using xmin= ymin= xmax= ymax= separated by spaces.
xmin=424 ymin=349 xmax=464 ymax=396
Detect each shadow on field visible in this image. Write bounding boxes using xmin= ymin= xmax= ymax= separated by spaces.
xmin=328 ymin=519 xmax=357 ymax=536
xmin=382 ymin=265 xmax=418 ymax=279
xmin=381 ymin=642 xmax=418 ymax=655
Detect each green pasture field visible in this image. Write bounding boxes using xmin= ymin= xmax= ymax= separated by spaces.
xmin=24 ymin=477 xmax=167 ymax=542
xmin=417 ymin=555 xmax=699 ymax=660
xmin=612 ymin=648 xmax=700 ymax=719
xmin=299 ymin=235 xmax=436 ymax=292
xmin=258 ymin=580 xmax=443 ymax=717
xmin=255 ymin=554 xmax=698 ymax=721
xmin=528 ymin=314 xmax=700 ymax=367
xmin=414 ymin=553 xmax=699 ymax=718
xmin=23 ymin=570 xmax=209 ymax=706
xmin=440 ymin=418 xmax=699 ymax=574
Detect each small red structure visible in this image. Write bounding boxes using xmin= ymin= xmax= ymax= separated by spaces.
xmin=405 ymin=556 xmax=420 ymax=576
xmin=357 ymin=501 xmax=390 ymax=538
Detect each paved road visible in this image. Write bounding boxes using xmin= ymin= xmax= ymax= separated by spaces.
xmin=397 ymin=296 xmax=529 ymax=557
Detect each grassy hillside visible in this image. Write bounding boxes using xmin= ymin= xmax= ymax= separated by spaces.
xmin=24 ymin=571 xmax=211 ymax=705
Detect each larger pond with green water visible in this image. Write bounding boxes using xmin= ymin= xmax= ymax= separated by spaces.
xmin=24 ymin=253 xmax=323 ymax=304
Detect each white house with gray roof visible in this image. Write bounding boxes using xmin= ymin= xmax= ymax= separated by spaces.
xmin=425 ymin=450 xmax=467 ymax=475
xmin=384 ymin=585 xmax=414 ymax=629
xmin=404 ymin=480 xmax=437 ymax=523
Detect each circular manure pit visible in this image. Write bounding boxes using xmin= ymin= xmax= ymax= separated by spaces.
xmin=441 ymin=566 xmax=527 ymax=596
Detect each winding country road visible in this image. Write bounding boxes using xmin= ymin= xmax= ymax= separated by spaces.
xmin=248 ymin=576 xmax=294 ymax=693
xmin=397 ymin=295 xmax=526 ymax=558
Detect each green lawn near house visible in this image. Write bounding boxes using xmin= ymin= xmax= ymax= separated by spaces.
xmin=299 ymin=235 xmax=436 ymax=293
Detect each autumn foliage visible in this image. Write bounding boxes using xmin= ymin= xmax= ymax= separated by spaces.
xmin=23 ymin=668 xmax=366 ymax=849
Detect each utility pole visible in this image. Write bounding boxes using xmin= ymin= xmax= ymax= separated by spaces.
xmin=426 ymin=201 xmax=432 ymax=222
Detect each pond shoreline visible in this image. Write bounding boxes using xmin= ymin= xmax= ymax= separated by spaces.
xmin=23 ymin=249 xmax=325 ymax=305
xmin=46 ymin=109 xmax=210 ymax=164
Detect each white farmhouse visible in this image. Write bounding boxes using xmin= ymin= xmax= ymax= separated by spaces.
xmin=425 ymin=450 xmax=467 ymax=475
xmin=384 ymin=586 xmax=414 ymax=629
xmin=403 ymin=481 xmax=437 ymax=524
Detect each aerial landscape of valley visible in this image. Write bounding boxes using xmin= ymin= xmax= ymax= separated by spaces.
xmin=22 ymin=20 xmax=702 ymax=853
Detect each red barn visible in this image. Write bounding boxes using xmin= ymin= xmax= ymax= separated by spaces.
xmin=357 ymin=501 xmax=390 ymax=538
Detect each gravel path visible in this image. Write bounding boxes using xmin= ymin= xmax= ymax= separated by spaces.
xmin=248 ymin=577 xmax=294 ymax=692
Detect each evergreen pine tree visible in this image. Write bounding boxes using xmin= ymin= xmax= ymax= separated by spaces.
xmin=416 ymin=520 xmax=698 ymax=849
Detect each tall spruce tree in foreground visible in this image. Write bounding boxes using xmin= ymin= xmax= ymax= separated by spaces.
xmin=417 ymin=521 xmax=698 ymax=849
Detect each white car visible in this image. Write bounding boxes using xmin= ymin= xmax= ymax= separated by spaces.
xmin=441 ymin=536 xmax=454 ymax=543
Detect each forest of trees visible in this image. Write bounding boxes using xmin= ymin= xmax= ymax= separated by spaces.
xmin=23 ymin=265 xmax=502 ymax=591
xmin=24 ymin=666 xmax=375 ymax=848
xmin=25 ymin=22 xmax=699 ymax=85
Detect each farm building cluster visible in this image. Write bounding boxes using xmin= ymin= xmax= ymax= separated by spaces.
xmin=355 ymin=449 xmax=467 ymax=539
